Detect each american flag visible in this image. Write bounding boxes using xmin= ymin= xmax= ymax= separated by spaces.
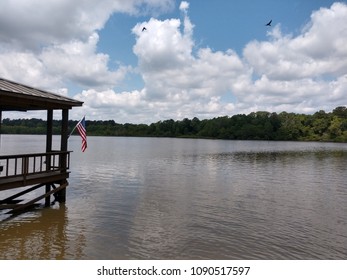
xmin=76 ymin=117 xmax=87 ymax=152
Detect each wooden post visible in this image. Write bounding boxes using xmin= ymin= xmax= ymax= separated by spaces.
xmin=55 ymin=109 xmax=69 ymax=203
xmin=0 ymin=110 xmax=2 ymax=173
xmin=61 ymin=109 xmax=69 ymax=153
xmin=0 ymin=110 xmax=2 ymax=146
xmin=45 ymin=109 xmax=53 ymax=207
xmin=0 ymin=110 xmax=2 ymax=152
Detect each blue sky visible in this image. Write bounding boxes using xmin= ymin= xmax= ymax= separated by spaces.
xmin=98 ymin=0 xmax=333 ymax=60
xmin=1 ymin=0 xmax=346 ymax=123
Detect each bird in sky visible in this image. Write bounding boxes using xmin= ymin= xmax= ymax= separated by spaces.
xmin=142 ymin=27 xmax=147 ymax=32
xmin=265 ymin=20 xmax=272 ymax=26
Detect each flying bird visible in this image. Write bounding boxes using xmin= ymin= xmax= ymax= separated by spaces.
xmin=265 ymin=20 xmax=272 ymax=26
xmin=142 ymin=27 xmax=147 ymax=32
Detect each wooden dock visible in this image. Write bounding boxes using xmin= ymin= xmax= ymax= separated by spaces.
xmin=0 ymin=77 xmax=83 ymax=215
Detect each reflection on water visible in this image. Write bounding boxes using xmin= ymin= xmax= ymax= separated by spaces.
xmin=1 ymin=136 xmax=347 ymax=259
xmin=0 ymin=204 xmax=86 ymax=259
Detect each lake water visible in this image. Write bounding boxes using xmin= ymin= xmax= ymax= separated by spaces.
xmin=0 ymin=135 xmax=347 ymax=259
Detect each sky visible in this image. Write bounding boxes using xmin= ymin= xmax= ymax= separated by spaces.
xmin=1 ymin=0 xmax=347 ymax=123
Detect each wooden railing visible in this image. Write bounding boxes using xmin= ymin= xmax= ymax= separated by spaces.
xmin=0 ymin=151 xmax=70 ymax=180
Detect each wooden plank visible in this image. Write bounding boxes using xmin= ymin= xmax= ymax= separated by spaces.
xmin=0 ymin=199 xmax=23 ymax=204
xmin=8 ymin=182 xmax=68 ymax=214
xmin=0 ymin=204 xmax=22 ymax=210
xmin=0 ymin=151 xmax=71 ymax=161
xmin=0 ymin=171 xmax=69 ymax=191
xmin=0 ymin=183 xmax=44 ymax=204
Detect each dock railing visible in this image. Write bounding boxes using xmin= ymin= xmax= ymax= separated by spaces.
xmin=0 ymin=151 xmax=71 ymax=180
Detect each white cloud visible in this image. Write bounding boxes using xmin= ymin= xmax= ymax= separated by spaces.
xmin=244 ymin=3 xmax=347 ymax=80
xmin=133 ymin=17 xmax=192 ymax=72
xmin=0 ymin=33 xmax=129 ymax=91
xmin=69 ymin=1 xmax=347 ymax=123
xmin=1 ymin=1 xmax=347 ymax=123
xmin=0 ymin=0 xmax=108 ymax=51
xmin=238 ymin=2 xmax=347 ymax=114
xmin=0 ymin=51 xmax=60 ymax=89
xmin=0 ymin=0 xmax=174 ymax=95
xmin=40 ymin=33 xmax=130 ymax=89
xmin=0 ymin=0 xmax=175 ymax=51
xmin=179 ymin=1 xmax=189 ymax=12
xmin=127 ymin=12 xmax=245 ymax=121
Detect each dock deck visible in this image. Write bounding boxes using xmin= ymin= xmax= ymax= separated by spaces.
xmin=0 ymin=151 xmax=71 ymax=213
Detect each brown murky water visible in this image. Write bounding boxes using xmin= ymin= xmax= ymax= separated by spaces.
xmin=1 ymin=135 xmax=347 ymax=259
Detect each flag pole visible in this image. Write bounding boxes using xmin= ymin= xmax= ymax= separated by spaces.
xmin=68 ymin=116 xmax=84 ymax=138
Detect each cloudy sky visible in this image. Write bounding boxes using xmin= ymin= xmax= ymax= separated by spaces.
xmin=1 ymin=0 xmax=347 ymax=123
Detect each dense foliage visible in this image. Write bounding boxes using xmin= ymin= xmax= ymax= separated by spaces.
xmin=1 ymin=106 xmax=347 ymax=142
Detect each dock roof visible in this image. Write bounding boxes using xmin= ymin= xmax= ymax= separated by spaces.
xmin=0 ymin=77 xmax=83 ymax=111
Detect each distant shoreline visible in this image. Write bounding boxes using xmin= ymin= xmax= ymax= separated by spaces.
xmin=1 ymin=106 xmax=347 ymax=142
xmin=1 ymin=133 xmax=346 ymax=144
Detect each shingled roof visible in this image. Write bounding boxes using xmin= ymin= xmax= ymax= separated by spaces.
xmin=0 ymin=77 xmax=83 ymax=111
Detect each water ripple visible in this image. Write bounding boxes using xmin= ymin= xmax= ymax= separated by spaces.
xmin=1 ymin=138 xmax=347 ymax=259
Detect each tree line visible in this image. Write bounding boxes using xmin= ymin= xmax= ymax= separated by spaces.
xmin=1 ymin=106 xmax=347 ymax=142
